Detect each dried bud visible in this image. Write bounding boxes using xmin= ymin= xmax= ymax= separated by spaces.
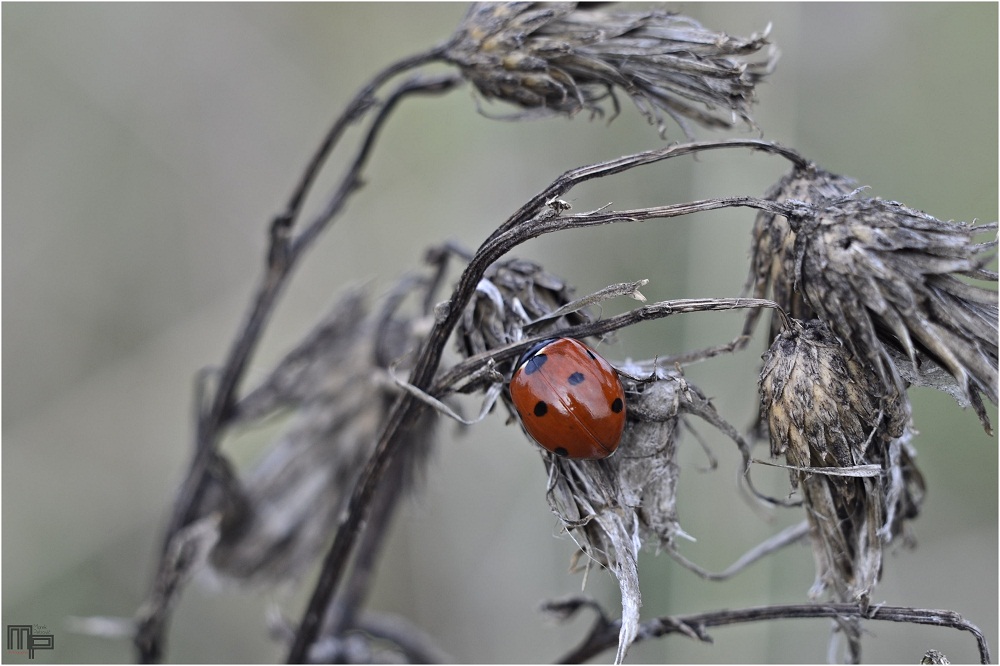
xmin=789 ymin=197 xmax=998 ymax=433
xmin=458 ymin=257 xmax=591 ymax=359
xmin=759 ymin=319 xmax=924 ymax=606
xmin=445 ymin=2 xmax=775 ymax=137
xmin=921 ymin=649 xmax=951 ymax=665
xmin=743 ymin=164 xmax=858 ymax=340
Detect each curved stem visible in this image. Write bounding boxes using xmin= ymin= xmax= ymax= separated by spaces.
xmin=432 ymin=296 xmax=783 ymax=395
xmin=555 ymin=603 xmax=990 ymax=664
xmin=484 ymin=138 xmax=809 ymax=245
xmin=281 ymin=45 xmax=452 ymax=228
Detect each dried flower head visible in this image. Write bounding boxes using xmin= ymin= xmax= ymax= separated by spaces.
xmin=743 ymin=164 xmax=859 ymax=341
xmin=544 ymin=362 xmax=754 ymax=664
xmin=921 ymin=649 xmax=952 ymax=665
xmin=760 ymin=319 xmax=924 ymax=604
xmin=545 ymin=368 xmax=679 ymax=665
xmin=458 ymin=257 xmax=591 ymax=357
xmin=760 ymin=318 xmax=925 ymax=660
xmin=543 ymin=367 xmax=685 ymax=555
xmin=457 ymin=258 xmax=751 ymax=663
xmin=789 ymin=197 xmax=998 ymax=433
xmin=445 ymin=2 xmax=776 ymax=138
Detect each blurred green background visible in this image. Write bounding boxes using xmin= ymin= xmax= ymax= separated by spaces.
xmin=3 ymin=3 xmax=996 ymax=663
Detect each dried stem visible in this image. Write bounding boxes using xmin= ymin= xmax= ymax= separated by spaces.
xmin=667 ymin=520 xmax=810 ymax=581
xmin=280 ymin=47 xmax=452 ymax=231
xmin=434 ymin=296 xmax=783 ymax=395
xmin=554 ymin=602 xmax=990 ymax=664
xmin=136 ymin=50 xmax=458 ymax=663
xmin=484 ymin=138 xmax=808 ymax=245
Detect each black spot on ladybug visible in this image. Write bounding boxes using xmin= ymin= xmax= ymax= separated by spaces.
xmin=554 ymin=447 xmax=569 ymax=457
xmin=568 ymin=371 xmax=585 ymax=385
xmin=611 ymin=397 xmax=624 ymax=413
xmin=523 ymin=354 xmax=548 ymax=375
xmin=533 ymin=401 xmax=548 ymax=417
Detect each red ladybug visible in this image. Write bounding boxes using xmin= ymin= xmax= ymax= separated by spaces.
xmin=509 ymin=337 xmax=626 ymax=459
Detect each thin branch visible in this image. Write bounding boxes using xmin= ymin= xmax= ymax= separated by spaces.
xmin=525 ymin=279 xmax=650 ymax=331
xmin=484 ymin=138 xmax=809 ymax=245
xmin=433 ymin=296 xmax=784 ymax=396
xmin=290 ymin=72 xmax=462 ymax=257
xmin=667 ymin=520 xmax=810 ymax=581
xmin=280 ymin=46 xmax=451 ymax=230
xmin=555 ymin=603 xmax=990 ymax=664
xmin=352 ymin=612 xmax=455 ymax=664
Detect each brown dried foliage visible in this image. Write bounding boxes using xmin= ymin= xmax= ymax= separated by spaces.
xmin=446 ymin=2 xmax=775 ymax=137
xmin=455 ymin=257 xmax=756 ymax=663
xmin=791 ymin=198 xmax=998 ymax=432
xmin=760 ymin=318 xmax=926 ymax=660
xmin=747 ymin=165 xmax=998 ymax=434
xmin=130 ymin=4 xmax=998 ymax=663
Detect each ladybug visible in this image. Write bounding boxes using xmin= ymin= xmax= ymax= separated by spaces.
xmin=509 ymin=337 xmax=626 ymax=459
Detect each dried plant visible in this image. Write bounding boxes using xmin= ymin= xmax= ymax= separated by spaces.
xmin=790 ymin=197 xmax=998 ymax=432
xmin=455 ymin=258 xmax=758 ymax=662
xmin=759 ymin=318 xmax=925 ymax=660
xmin=742 ymin=164 xmax=859 ymax=342
xmin=543 ymin=369 xmax=753 ymax=663
xmin=206 ymin=283 xmax=437 ymax=588
xmin=120 ymin=4 xmax=997 ymax=665
xmin=207 ymin=288 xmax=382 ymax=585
xmin=746 ymin=165 xmax=998 ymax=434
xmin=445 ymin=2 xmax=775 ymax=137
xmin=133 ymin=280 xmax=440 ymax=662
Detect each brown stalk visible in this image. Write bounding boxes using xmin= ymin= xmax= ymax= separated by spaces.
xmin=551 ymin=601 xmax=990 ymax=664
xmin=135 ymin=46 xmax=458 ymax=662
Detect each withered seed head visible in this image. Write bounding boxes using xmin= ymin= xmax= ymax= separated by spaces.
xmin=445 ymin=2 xmax=776 ymax=138
xmin=921 ymin=649 xmax=952 ymax=665
xmin=457 ymin=257 xmax=588 ymax=359
xmin=544 ymin=365 xmax=735 ymax=664
xmin=760 ymin=318 xmax=924 ymax=603
xmin=789 ymin=197 xmax=998 ymax=433
xmin=743 ymin=164 xmax=858 ymax=341
xmin=760 ymin=318 xmax=909 ymax=472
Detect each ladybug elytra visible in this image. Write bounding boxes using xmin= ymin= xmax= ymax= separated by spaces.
xmin=509 ymin=337 xmax=626 ymax=459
